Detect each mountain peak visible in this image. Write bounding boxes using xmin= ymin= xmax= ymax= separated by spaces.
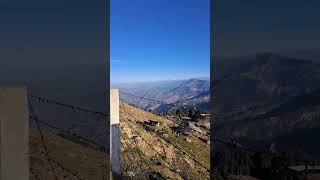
xmin=186 ymin=78 xmax=201 ymax=82
xmin=185 ymin=78 xmax=209 ymax=83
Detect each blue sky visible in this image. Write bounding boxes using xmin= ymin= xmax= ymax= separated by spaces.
xmin=111 ymin=0 xmax=210 ymax=83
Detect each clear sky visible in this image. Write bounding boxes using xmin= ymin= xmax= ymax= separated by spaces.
xmin=214 ymin=0 xmax=320 ymax=57
xmin=0 ymin=0 xmax=106 ymax=67
xmin=111 ymin=0 xmax=210 ymax=83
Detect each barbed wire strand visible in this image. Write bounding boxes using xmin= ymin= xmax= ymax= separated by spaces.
xmin=120 ymin=97 xmax=210 ymax=173
xmin=119 ymin=130 xmax=149 ymax=178
xmin=29 ymin=94 xmax=109 ymax=117
xmin=29 ymin=115 xmax=107 ymax=153
xmin=119 ymin=98 xmax=201 ymax=178
xmin=120 ymin=99 xmax=177 ymax=170
xmin=119 ymin=116 xmax=156 ymax=178
xmin=120 ymin=92 xmax=314 ymax=169
xmin=28 ymin=100 xmax=59 ymax=180
xmin=50 ymin=158 xmax=85 ymax=180
xmin=119 ymin=91 xmax=195 ymax=110
xmin=28 ymin=92 xmax=313 ymax=178
xmin=28 ymin=98 xmax=100 ymax=180
xmin=120 ymin=118 xmax=175 ymax=179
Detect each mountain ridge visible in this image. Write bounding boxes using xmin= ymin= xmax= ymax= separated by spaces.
xmin=117 ymin=78 xmax=210 ymax=113
xmin=213 ymin=53 xmax=320 ymax=157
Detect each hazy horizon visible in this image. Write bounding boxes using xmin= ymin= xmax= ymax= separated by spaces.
xmin=111 ymin=76 xmax=210 ymax=86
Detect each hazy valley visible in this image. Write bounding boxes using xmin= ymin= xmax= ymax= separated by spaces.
xmin=113 ymin=77 xmax=210 ymax=113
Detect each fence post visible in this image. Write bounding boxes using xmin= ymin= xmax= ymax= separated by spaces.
xmin=0 ymin=86 xmax=29 ymax=180
xmin=110 ymin=89 xmax=121 ymax=175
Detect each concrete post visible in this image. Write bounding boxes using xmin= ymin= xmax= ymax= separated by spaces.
xmin=110 ymin=89 xmax=121 ymax=175
xmin=0 ymin=86 xmax=29 ymax=180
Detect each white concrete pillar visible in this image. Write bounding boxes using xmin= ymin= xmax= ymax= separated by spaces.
xmin=0 ymin=86 xmax=29 ymax=180
xmin=110 ymin=89 xmax=121 ymax=175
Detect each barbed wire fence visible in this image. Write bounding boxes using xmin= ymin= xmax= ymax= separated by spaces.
xmin=119 ymin=91 xmax=196 ymax=111
xmin=27 ymin=94 xmax=110 ymax=180
xmin=119 ymin=110 xmax=179 ymax=179
xmin=29 ymin=100 xmax=60 ymax=180
xmin=26 ymin=90 xmax=317 ymax=180
xmin=119 ymin=91 xmax=318 ymax=180
xmin=118 ymin=92 xmax=211 ymax=179
xmin=119 ymin=122 xmax=154 ymax=179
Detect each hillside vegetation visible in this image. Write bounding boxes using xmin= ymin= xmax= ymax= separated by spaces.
xmin=119 ymin=103 xmax=210 ymax=179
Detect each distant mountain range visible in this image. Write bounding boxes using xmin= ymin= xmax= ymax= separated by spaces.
xmin=213 ymin=52 xmax=320 ymax=158
xmin=113 ymin=78 xmax=210 ymax=113
xmin=4 ymin=51 xmax=320 ymax=158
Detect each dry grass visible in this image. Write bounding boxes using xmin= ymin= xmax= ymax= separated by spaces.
xmin=119 ymin=103 xmax=210 ymax=180
xmin=29 ymin=129 xmax=109 ymax=180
